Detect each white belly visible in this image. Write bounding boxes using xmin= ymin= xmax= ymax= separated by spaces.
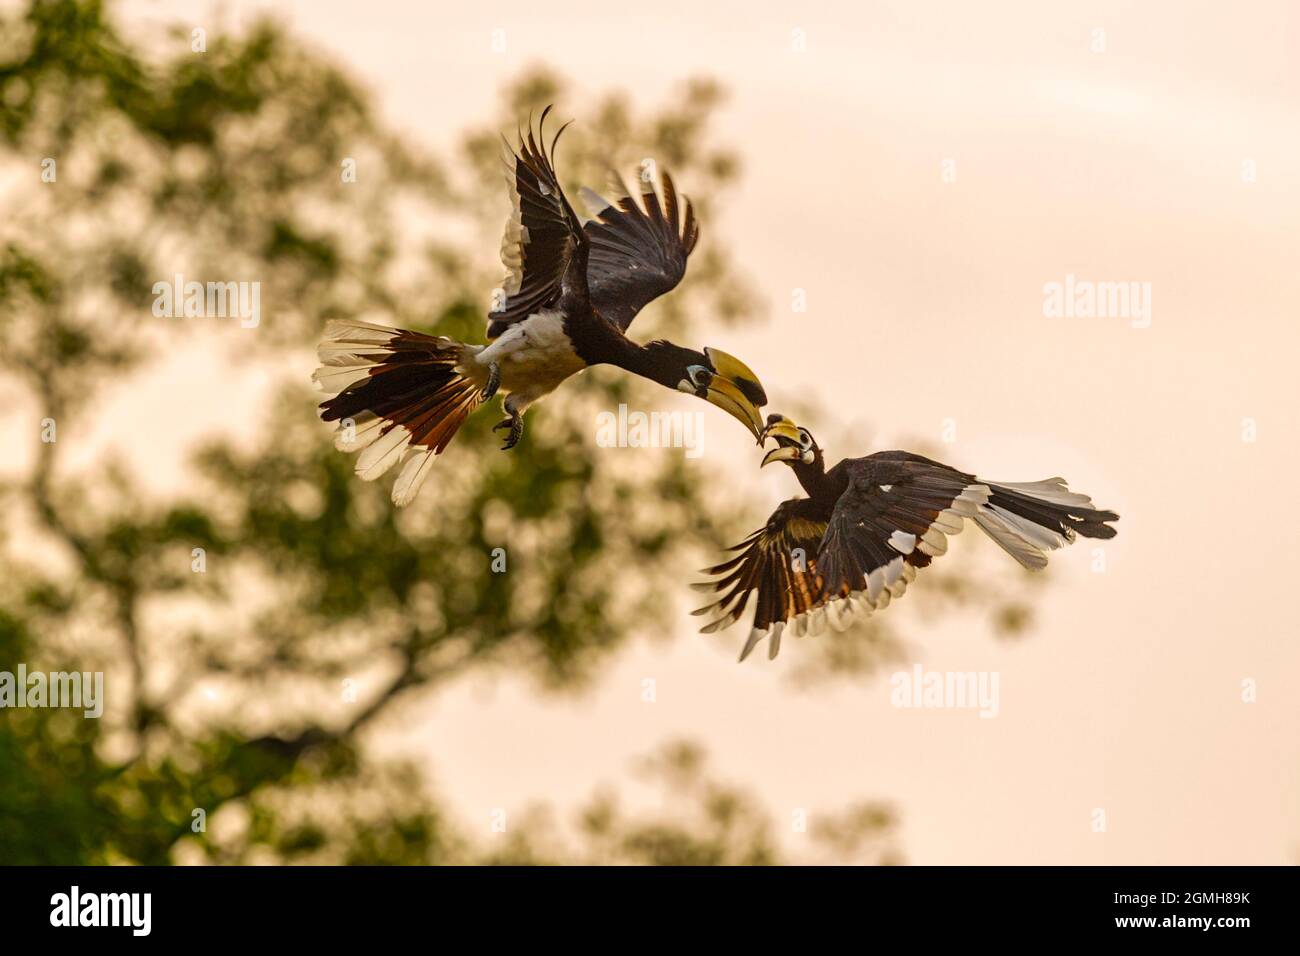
xmin=473 ymin=311 xmax=586 ymax=404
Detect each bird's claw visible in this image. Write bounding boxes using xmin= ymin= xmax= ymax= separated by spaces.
xmin=493 ymin=413 xmax=523 ymax=450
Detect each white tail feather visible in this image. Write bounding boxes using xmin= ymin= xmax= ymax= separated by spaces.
xmin=973 ymin=510 xmax=1049 ymax=570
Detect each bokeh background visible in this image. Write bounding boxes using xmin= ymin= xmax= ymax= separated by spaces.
xmin=1 ymin=0 xmax=1296 ymax=864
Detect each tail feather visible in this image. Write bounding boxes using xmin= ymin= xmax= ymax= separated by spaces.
xmin=973 ymin=477 xmax=1118 ymax=570
xmin=315 ymin=320 xmax=486 ymax=506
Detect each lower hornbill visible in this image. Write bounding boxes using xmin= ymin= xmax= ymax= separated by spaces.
xmin=696 ymin=414 xmax=1119 ymax=661
xmin=313 ymin=107 xmax=768 ymax=505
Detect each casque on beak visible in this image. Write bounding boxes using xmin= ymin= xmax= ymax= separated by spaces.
xmin=759 ymin=413 xmax=806 ymax=467
xmin=760 ymin=414 xmax=802 ymax=445
xmin=701 ymin=347 xmax=768 ymax=440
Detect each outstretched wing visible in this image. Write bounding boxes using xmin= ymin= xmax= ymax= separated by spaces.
xmin=695 ymin=450 xmax=1118 ymax=664
xmin=580 ymin=168 xmax=699 ymax=331
xmin=489 ymin=107 xmax=586 ymax=336
xmin=693 ymin=456 xmax=993 ymax=663
xmin=819 ymin=451 xmax=1119 ymax=598
xmin=816 ymin=453 xmax=990 ymax=611
xmin=692 ymin=497 xmax=830 ymax=661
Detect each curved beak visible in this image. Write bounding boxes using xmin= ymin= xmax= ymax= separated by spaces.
xmin=761 ymin=445 xmax=803 ymax=468
xmin=702 ymin=348 xmax=768 ymax=440
xmin=703 ymin=378 xmax=765 ymax=439
xmin=760 ymin=414 xmax=803 ymax=445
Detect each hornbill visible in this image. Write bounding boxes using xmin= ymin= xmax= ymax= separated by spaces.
xmin=313 ymin=107 xmax=768 ymax=506
xmin=696 ymin=414 xmax=1119 ymax=662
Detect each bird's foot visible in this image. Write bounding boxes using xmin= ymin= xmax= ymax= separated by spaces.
xmin=480 ymin=362 xmax=501 ymax=402
xmin=493 ymin=412 xmax=524 ymax=450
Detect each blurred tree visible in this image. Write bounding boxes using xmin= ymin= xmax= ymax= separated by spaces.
xmin=0 ymin=0 xmax=1028 ymax=864
xmin=479 ymin=741 xmax=901 ymax=866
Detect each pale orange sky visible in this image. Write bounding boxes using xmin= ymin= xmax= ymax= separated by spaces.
xmin=43 ymin=0 xmax=1298 ymax=863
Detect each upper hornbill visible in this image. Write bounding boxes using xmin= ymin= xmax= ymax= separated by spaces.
xmin=696 ymin=414 xmax=1119 ymax=661
xmin=313 ymin=107 xmax=768 ymax=506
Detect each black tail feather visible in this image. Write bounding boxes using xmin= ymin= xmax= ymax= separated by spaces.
xmin=986 ymin=486 xmax=1119 ymax=541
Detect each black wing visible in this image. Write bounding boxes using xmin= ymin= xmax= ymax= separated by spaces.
xmin=696 ymin=450 xmax=1119 ymax=664
xmin=692 ymin=497 xmax=831 ymax=661
xmin=816 ymin=450 xmax=1118 ymax=601
xmin=694 ymin=457 xmax=985 ymax=662
xmin=580 ymin=168 xmax=699 ymax=332
xmin=489 ymin=107 xmax=587 ymax=336
xmin=816 ymin=454 xmax=988 ymax=613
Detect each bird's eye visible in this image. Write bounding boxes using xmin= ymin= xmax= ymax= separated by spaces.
xmin=798 ymin=428 xmax=813 ymax=450
xmin=687 ymin=365 xmax=712 ymax=388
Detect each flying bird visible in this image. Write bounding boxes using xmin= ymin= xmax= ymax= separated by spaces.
xmin=696 ymin=415 xmax=1119 ymax=661
xmin=313 ymin=107 xmax=768 ymax=505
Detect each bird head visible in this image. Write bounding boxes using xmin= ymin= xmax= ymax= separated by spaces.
xmin=674 ymin=346 xmax=768 ymax=440
xmin=759 ymin=413 xmax=818 ymax=467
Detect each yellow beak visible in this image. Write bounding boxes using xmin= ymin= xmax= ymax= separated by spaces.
xmin=702 ymin=347 xmax=768 ymax=440
xmin=761 ymin=445 xmax=803 ymax=468
xmin=703 ymin=376 xmax=766 ymax=440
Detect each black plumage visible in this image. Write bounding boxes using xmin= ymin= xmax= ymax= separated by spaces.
xmin=697 ymin=417 xmax=1119 ymax=661
xmin=314 ymin=107 xmax=768 ymax=506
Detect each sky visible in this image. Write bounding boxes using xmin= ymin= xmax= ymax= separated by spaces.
xmin=77 ymin=0 xmax=1300 ymax=863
